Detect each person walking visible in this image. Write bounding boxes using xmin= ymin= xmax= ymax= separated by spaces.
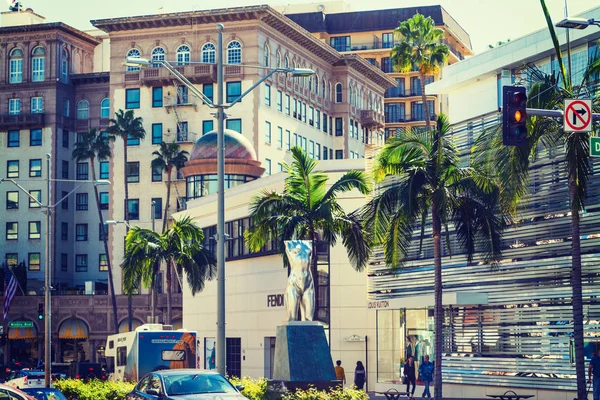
xmin=589 ymin=351 xmax=600 ymax=400
xmin=404 ymin=355 xmax=417 ymax=399
xmin=334 ymin=360 xmax=346 ymax=385
xmin=354 ymin=361 xmax=366 ymax=390
xmin=418 ymin=355 xmax=434 ymax=398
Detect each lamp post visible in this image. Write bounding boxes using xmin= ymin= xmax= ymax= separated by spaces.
xmin=556 ymin=17 xmax=600 ymax=30
xmin=0 ymin=159 xmax=110 ymax=387
xmin=124 ymin=24 xmax=314 ymax=376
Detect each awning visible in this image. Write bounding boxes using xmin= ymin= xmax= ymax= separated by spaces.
xmin=58 ymin=318 xmax=89 ymax=339
xmin=118 ymin=318 xmax=142 ymax=333
xmin=172 ymin=318 xmax=182 ymax=330
xmin=8 ymin=322 xmax=37 ymax=340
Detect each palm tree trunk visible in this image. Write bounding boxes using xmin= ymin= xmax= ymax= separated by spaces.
xmin=166 ymin=259 xmax=173 ymax=325
xmin=162 ymin=166 xmax=172 ymax=233
xmin=420 ymin=71 xmax=431 ymax=130
xmin=570 ymin=178 xmax=586 ymax=400
xmin=91 ymin=160 xmax=119 ymax=334
xmin=431 ymin=202 xmax=443 ymax=400
xmin=123 ymin=139 xmax=133 ymax=332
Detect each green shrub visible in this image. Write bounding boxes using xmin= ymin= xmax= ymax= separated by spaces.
xmin=281 ymin=386 xmax=368 ymax=400
xmin=54 ymin=379 xmax=136 ymax=400
xmin=229 ymin=376 xmax=269 ymax=400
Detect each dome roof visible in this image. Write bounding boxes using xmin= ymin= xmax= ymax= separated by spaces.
xmin=189 ymin=129 xmax=257 ymax=161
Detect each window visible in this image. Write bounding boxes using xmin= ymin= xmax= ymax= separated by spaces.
xmin=28 ymin=221 xmax=41 ymax=239
xmin=61 ymin=191 xmax=68 ymax=210
xmin=177 ymin=86 xmax=189 ymax=104
xmin=285 ymin=94 xmax=290 ymax=115
xmin=126 ymin=162 xmax=140 ymax=183
xmin=61 ymin=222 xmax=68 ymax=240
xmin=321 ymin=78 xmax=326 ymax=97
xmin=77 ymin=132 xmax=85 ymax=144
xmin=315 ymin=143 xmax=321 ymax=160
xmin=265 ymin=84 xmax=271 ymax=106
xmin=101 ymin=98 xmax=110 ymax=118
xmin=62 ymin=129 xmax=69 ymax=148
xmin=264 ymin=44 xmax=270 ymax=66
xmin=29 ymin=159 xmax=41 ymax=177
xmin=301 ymin=102 xmax=306 ymax=123
xmin=335 ymin=118 xmax=343 ymax=136
xmin=309 ymin=140 xmax=315 ymax=158
xmin=293 ymin=99 xmax=298 ymax=119
xmin=8 ymin=130 xmax=19 ymax=147
xmin=63 ymin=99 xmax=70 ymax=117
xmin=99 ymin=254 xmax=108 ymax=271
xmin=309 ymin=106 xmax=314 ymax=126
xmin=382 ymin=32 xmax=394 ymax=48
xmin=202 ymin=120 xmax=213 ymax=135
xmin=277 ymin=126 xmax=283 ymax=149
xmin=8 ymin=98 xmax=20 ymax=115
xmin=30 ymin=129 xmax=42 ymax=146
xmin=330 ymin=36 xmax=350 ymax=52
xmin=152 ymin=123 xmax=163 ymax=144
xmin=76 ymin=100 xmax=89 ymax=120
xmin=277 ymin=90 xmax=282 ymax=112
xmin=76 ymin=193 xmax=88 ymax=211
xmin=99 ymin=222 xmax=108 ymax=241
xmin=227 ymin=41 xmax=242 ymax=64
xmin=152 ymin=198 xmax=163 ymax=219
xmin=127 ymin=132 xmax=140 ymax=145
xmin=226 ymin=119 xmax=241 ymax=133
xmin=9 ymin=48 xmax=23 ymax=83
xmin=100 ymin=161 xmax=109 ymax=179
xmin=323 ymin=146 xmax=328 ymax=160
xmin=6 ymin=222 xmax=18 ymax=240
xmin=203 ymin=83 xmax=214 ymax=103
xmin=385 ymin=103 xmax=406 ymax=123
xmin=152 ymin=165 xmax=162 ymax=182
xmin=151 ymin=47 xmax=165 ymax=68
xmin=152 ymin=87 xmax=163 ymax=107
xmin=6 ymin=192 xmax=18 ymax=209
xmin=226 ymin=82 xmax=242 ymax=103
xmin=315 ymin=110 xmax=320 ymax=130
xmin=381 ymin=57 xmax=393 ymax=73
xmin=335 ymin=83 xmax=343 ymax=103
xmin=276 ymin=51 xmax=281 ymax=68
xmin=126 ymin=48 xmax=141 ymax=71
xmin=126 ymin=88 xmax=140 ymax=109
xmin=176 ymin=45 xmax=191 ymax=66
xmin=286 ymin=130 xmax=291 ymax=151
xmin=323 ymin=113 xmax=328 ymax=133
xmin=335 ymin=150 xmax=343 ymax=159
xmin=28 ymin=253 xmax=40 ymax=271
xmin=127 ymin=199 xmax=140 ymax=220
xmin=29 ymin=190 xmax=41 ymax=208
xmin=76 ymin=224 xmax=88 ymax=241
xmin=177 ymin=121 xmax=188 ymax=141
xmin=76 ymin=162 xmax=89 ymax=180
xmin=61 ymin=253 xmax=68 ymax=272
xmin=7 ymin=160 xmax=19 ymax=178
xmin=202 ymin=43 xmax=216 ymax=64
xmin=265 ymin=158 xmax=272 ymax=176
xmin=97 ymin=192 xmax=109 ymax=210
xmin=31 ymin=97 xmax=43 ymax=113
xmin=76 ymin=254 xmax=88 ymax=272
xmin=265 ymin=121 xmax=271 ymax=144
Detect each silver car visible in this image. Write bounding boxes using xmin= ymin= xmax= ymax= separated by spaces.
xmin=126 ymin=369 xmax=246 ymax=400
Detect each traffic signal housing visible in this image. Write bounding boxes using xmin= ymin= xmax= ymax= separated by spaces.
xmin=37 ymin=303 xmax=44 ymax=321
xmin=502 ymin=86 xmax=528 ymax=146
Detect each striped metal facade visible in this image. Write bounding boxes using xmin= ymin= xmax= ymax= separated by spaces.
xmin=369 ymin=111 xmax=600 ymax=390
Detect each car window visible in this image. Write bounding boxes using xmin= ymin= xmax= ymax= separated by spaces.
xmin=164 ymin=373 xmax=237 ymax=395
xmin=0 ymin=388 xmax=25 ymax=400
xmin=136 ymin=375 xmax=150 ymax=393
xmin=149 ymin=375 xmax=163 ymax=394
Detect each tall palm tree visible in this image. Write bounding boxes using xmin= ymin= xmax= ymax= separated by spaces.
xmin=390 ymin=13 xmax=449 ymax=130
xmin=151 ymin=142 xmax=189 ymax=233
xmin=361 ymin=114 xmax=506 ymax=400
xmin=72 ymin=128 xmax=119 ymax=333
xmin=122 ymin=216 xmax=217 ymax=325
xmin=107 ymin=109 xmax=146 ymax=331
xmin=244 ymin=147 xmax=372 ymax=316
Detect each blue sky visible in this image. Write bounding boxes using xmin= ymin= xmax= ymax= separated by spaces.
xmin=5 ymin=0 xmax=595 ymax=54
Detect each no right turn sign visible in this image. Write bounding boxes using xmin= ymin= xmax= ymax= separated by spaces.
xmin=564 ymin=99 xmax=592 ymax=132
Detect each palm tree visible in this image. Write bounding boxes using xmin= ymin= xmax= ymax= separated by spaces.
xmin=122 ymin=216 xmax=217 ymax=325
xmin=244 ymin=147 xmax=372 ymax=317
xmin=390 ymin=13 xmax=449 ymax=130
xmin=151 ymin=142 xmax=189 ymax=233
xmin=361 ymin=114 xmax=506 ymax=400
xmin=72 ymin=128 xmax=119 ymax=333
xmin=108 ymin=109 xmax=145 ymax=331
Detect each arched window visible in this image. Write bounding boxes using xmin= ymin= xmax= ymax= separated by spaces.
xmin=308 ymin=75 xmax=312 ymax=91
xmin=276 ymin=51 xmax=281 ymax=68
xmin=9 ymin=48 xmax=23 ymax=84
xmin=264 ymin=44 xmax=270 ymax=67
xmin=77 ymin=100 xmax=89 ymax=120
xmin=349 ymin=87 xmax=353 ymax=106
xmin=151 ymin=47 xmax=165 ymax=68
xmin=125 ymin=48 xmax=140 ymax=72
xmin=227 ymin=41 xmax=242 ymax=64
xmin=284 ymin=56 xmax=289 ymax=69
xmin=61 ymin=47 xmax=69 ymax=83
xmin=31 ymin=46 xmax=45 ymax=82
xmin=176 ymin=45 xmax=190 ymax=66
xmin=100 ymin=98 xmax=110 ymax=119
xmin=314 ymin=74 xmax=319 ymax=93
xmin=328 ymin=82 xmax=332 ymax=101
xmin=335 ymin=83 xmax=343 ymax=103
xmin=201 ymin=43 xmax=216 ymax=64
xmin=321 ymin=78 xmax=326 ymax=97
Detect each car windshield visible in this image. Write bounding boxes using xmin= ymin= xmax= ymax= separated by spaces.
xmin=22 ymin=388 xmax=68 ymax=400
xmin=163 ymin=373 xmax=237 ymax=395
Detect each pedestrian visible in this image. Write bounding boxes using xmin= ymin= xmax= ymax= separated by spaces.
xmin=354 ymin=361 xmax=366 ymax=390
xmin=418 ymin=355 xmax=434 ymax=398
xmin=404 ymin=355 xmax=416 ymax=399
xmin=588 ymin=350 xmax=600 ymax=400
xmin=334 ymin=360 xmax=346 ymax=385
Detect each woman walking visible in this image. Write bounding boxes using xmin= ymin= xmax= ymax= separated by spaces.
xmin=404 ymin=356 xmax=416 ymax=398
xmin=354 ymin=361 xmax=366 ymax=390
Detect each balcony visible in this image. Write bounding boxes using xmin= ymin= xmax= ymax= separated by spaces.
xmin=127 ymin=64 xmax=217 ymax=85
xmin=0 ymin=113 xmax=44 ymax=129
xmin=442 ymin=40 xmax=465 ymax=61
xmin=385 ymin=87 xmax=406 ymax=98
xmin=360 ymin=109 xmax=385 ymax=128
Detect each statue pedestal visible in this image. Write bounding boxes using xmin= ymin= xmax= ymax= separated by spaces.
xmin=271 ymin=321 xmax=339 ymax=391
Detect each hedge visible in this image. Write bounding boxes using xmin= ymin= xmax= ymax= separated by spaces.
xmin=53 ymin=379 xmax=135 ymax=400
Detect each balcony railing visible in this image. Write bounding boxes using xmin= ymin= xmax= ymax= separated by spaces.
xmin=385 ymin=87 xmax=406 ymax=98
xmin=0 ymin=113 xmax=44 ymax=129
xmin=360 ymin=109 xmax=385 ymax=128
xmin=442 ymin=39 xmax=465 ymax=61
xmin=126 ymin=64 xmax=217 ymax=85
xmin=385 ymin=114 xmax=438 ymax=123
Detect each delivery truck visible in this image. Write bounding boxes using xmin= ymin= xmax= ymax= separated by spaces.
xmin=105 ymin=323 xmax=197 ymax=382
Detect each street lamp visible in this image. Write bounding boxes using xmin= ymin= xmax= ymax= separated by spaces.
xmin=556 ymin=17 xmax=600 ymax=30
xmin=124 ymin=24 xmax=314 ymax=376
xmin=0 ymin=156 xmax=110 ymax=387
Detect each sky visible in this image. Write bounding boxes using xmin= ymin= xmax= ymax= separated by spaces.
xmin=5 ymin=0 xmax=597 ymax=54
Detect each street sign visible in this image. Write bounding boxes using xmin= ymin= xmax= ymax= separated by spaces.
xmin=564 ymin=99 xmax=592 ymax=132
xmin=9 ymin=321 xmax=33 ymax=328
xmin=591 ymin=137 xmax=600 ymax=157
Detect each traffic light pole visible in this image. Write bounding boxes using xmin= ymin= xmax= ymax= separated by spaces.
xmin=44 ymin=154 xmax=51 ymax=388
xmin=502 ymin=108 xmax=600 ymax=120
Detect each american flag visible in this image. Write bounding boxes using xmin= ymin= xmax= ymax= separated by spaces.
xmin=3 ymin=263 xmax=18 ymax=321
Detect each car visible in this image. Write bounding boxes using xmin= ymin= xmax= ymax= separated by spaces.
xmin=5 ymin=370 xmax=45 ymax=389
xmin=21 ymin=388 xmax=67 ymax=400
xmin=126 ymin=369 xmax=246 ymax=399
xmin=0 ymin=383 xmax=37 ymax=400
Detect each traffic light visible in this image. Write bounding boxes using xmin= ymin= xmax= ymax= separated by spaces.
xmin=37 ymin=303 xmax=44 ymax=321
xmin=502 ymin=86 xmax=528 ymax=146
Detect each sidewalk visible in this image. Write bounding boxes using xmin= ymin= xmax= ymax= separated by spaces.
xmin=369 ymin=394 xmax=488 ymax=400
